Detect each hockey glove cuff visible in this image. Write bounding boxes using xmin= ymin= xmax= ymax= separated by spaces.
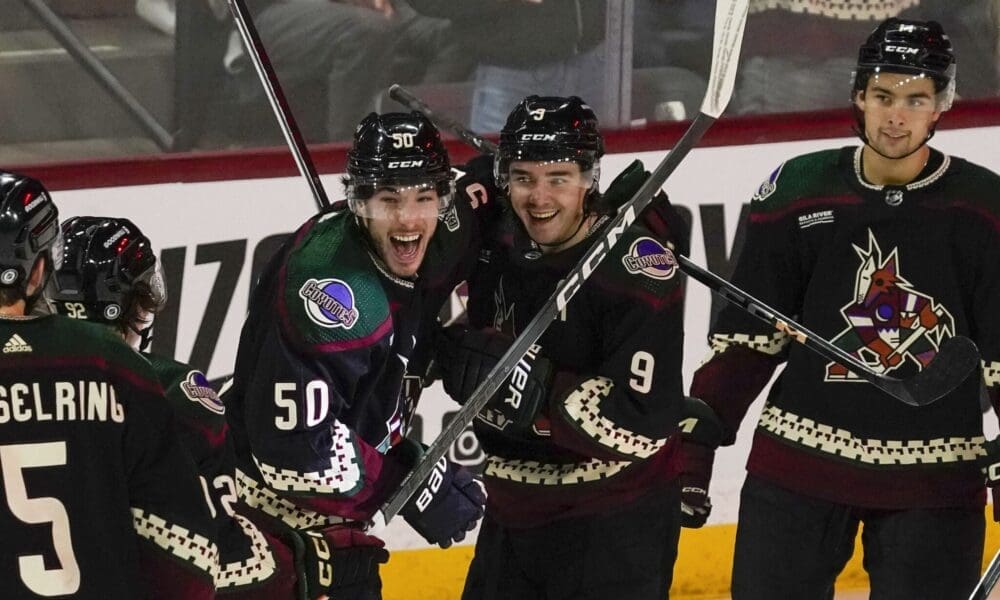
xmin=601 ymin=159 xmax=691 ymax=257
xmin=400 ymin=457 xmax=485 ymax=549
xmin=297 ymin=524 xmax=388 ymax=600
xmin=980 ymin=437 xmax=1000 ymax=522
xmin=679 ymin=441 xmax=715 ymax=529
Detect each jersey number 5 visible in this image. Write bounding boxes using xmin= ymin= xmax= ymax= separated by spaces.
xmin=0 ymin=441 xmax=81 ymax=596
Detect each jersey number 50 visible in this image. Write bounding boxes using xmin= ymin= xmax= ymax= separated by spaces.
xmin=0 ymin=441 xmax=81 ymax=596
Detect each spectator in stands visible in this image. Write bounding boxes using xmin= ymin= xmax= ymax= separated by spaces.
xmin=631 ymin=0 xmax=713 ymax=121
xmin=731 ymin=0 xmax=999 ymax=115
xmin=227 ymin=0 xmax=458 ymax=141
xmin=405 ymin=0 xmax=607 ymax=132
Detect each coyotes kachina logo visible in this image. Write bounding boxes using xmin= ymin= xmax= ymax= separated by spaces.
xmin=825 ymin=230 xmax=954 ymax=382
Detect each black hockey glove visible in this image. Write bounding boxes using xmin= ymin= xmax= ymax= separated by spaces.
xmin=678 ymin=397 xmax=724 ymax=529
xmin=679 ymin=441 xmax=714 ymax=529
xmin=979 ymin=437 xmax=1000 ymax=522
xmin=602 ymin=159 xmax=691 ymax=257
xmin=400 ymin=455 xmax=486 ymax=549
xmin=296 ymin=524 xmax=389 ymax=600
xmin=435 ymin=325 xmax=554 ymax=434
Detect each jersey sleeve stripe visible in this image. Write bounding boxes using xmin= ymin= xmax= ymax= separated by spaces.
xmin=131 ymin=508 xmax=220 ymax=579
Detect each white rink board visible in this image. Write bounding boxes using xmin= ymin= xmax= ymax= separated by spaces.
xmin=53 ymin=126 xmax=1000 ymax=549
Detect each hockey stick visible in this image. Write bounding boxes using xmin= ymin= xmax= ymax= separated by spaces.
xmin=971 ymin=548 xmax=1000 ymax=600
xmin=388 ymin=84 xmax=495 ymax=154
xmin=388 ymin=82 xmax=980 ymax=407
xmin=227 ymin=0 xmax=330 ymax=208
xmin=677 ymin=259 xmax=979 ymax=407
xmin=374 ymin=0 xmax=750 ymax=525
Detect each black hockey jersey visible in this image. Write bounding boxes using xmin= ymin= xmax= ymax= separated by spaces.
xmin=691 ymin=146 xmax=1000 ymax=509
xmin=226 ymin=195 xmax=491 ymax=531
xmin=145 ymin=353 xmax=285 ymax=594
xmin=0 ymin=315 xmax=217 ymax=599
xmin=464 ymin=206 xmax=686 ymax=527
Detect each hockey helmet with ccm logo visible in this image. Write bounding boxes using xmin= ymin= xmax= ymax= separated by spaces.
xmin=0 ymin=171 xmax=61 ymax=289
xmin=853 ymin=18 xmax=956 ymax=110
xmin=495 ymin=95 xmax=604 ymax=191
xmin=345 ymin=111 xmax=455 ymax=218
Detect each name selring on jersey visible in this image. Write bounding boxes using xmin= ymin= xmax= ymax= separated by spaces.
xmin=0 ymin=314 xmax=217 ymax=598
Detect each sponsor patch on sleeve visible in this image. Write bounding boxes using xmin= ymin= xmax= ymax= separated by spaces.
xmin=299 ymin=278 xmax=360 ymax=329
xmin=622 ymin=237 xmax=677 ymax=280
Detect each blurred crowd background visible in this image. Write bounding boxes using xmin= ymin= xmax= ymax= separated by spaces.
xmin=1 ymin=0 xmax=998 ymax=167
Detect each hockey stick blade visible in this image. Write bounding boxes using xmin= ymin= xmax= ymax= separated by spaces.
xmin=678 ymin=255 xmax=979 ymax=407
xmin=228 ymin=0 xmax=330 ymax=210
xmin=970 ymin=548 xmax=1000 ymax=600
xmin=376 ymin=0 xmax=749 ymax=525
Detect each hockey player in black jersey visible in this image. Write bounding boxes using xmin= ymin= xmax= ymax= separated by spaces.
xmin=48 ymin=215 xmax=333 ymax=598
xmin=436 ymin=96 xmax=694 ymax=599
xmin=226 ymin=112 xmax=489 ymax=598
xmin=689 ymin=18 xmax=1000 ymax=599
xmin=0 ymin=173 xmax=217 ymax=599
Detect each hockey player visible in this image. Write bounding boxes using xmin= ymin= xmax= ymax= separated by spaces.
xmin=435 ymin=96 xmax=699 ymax=599
xmin=688 ymin=18 xmax=1000 ymax=599
xmin=0 ymin=173 xmax=217 ymax=599
xmin=225 ymin=112 xmax=488 ymax=597
xmin=47 ymin=215 xmax=352 ymax=598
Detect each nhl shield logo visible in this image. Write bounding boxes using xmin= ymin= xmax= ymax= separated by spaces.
xmin=299 ymin=278 xmax=360 ymax=329
xmin=622 ymin=237 xmax=677 ymax=280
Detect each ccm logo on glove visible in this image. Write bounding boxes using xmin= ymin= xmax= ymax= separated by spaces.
xmin=415 ymin=457 xmax=449 ymax=512
xmin=305 ymin=530 xmax=334 ymax=587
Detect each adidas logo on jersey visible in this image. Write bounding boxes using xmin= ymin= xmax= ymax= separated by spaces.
xmin=3 ymin=334 xmax=33 ymax=353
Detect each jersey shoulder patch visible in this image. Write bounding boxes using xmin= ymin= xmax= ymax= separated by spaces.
xmin=597 ymin=223 xmax=680 ymax=301
xmin=144 ymin=353 xmax=226 ymax=417
xmin=750 ymin=148 xmax=845 ymax=213
xmin=282 ymin=213 xmax=390 ymax=348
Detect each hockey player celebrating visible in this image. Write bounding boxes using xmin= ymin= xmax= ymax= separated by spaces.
xmin=0 ymin=173 xmax=217 ymax=599
xmin=688 ymin=18 xmax=1000 ymax=599
xmin=47 ymin=215 xmax=330 ymax=598
xmin=225 ymin=112 xmax=487 ymax=598
xmin=436 ymin=96 xmax=696 ymax=599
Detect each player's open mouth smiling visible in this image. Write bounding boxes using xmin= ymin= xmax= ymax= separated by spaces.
xmin=528 ymin=209 xmax=558 ymax=222
xmin=390 ymin=233 xmax=422 ymax=261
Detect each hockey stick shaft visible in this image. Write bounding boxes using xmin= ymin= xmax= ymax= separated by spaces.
xmin=388 ymin=84 xmax=496 ymax=154
xmin=227 ymin=0 xmax=330 ymax=209
xmin=971 ymin=548 xmax=1000 ymax=600
xmin=376 ymin=0 xmax=749 ymax=524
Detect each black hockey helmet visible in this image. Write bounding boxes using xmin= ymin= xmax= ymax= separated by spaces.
xmin=50 ymin=216 xmax=165 ymax=323
xmin=0 ymin=171 xmax=61 ymax=290
xmin=496 ymin=96 xmax=604 ymax=191
xmin=852 ymin=18 xmax=956 ymax=110
xmin=345 ymin=111 xmax=454 ymax=216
